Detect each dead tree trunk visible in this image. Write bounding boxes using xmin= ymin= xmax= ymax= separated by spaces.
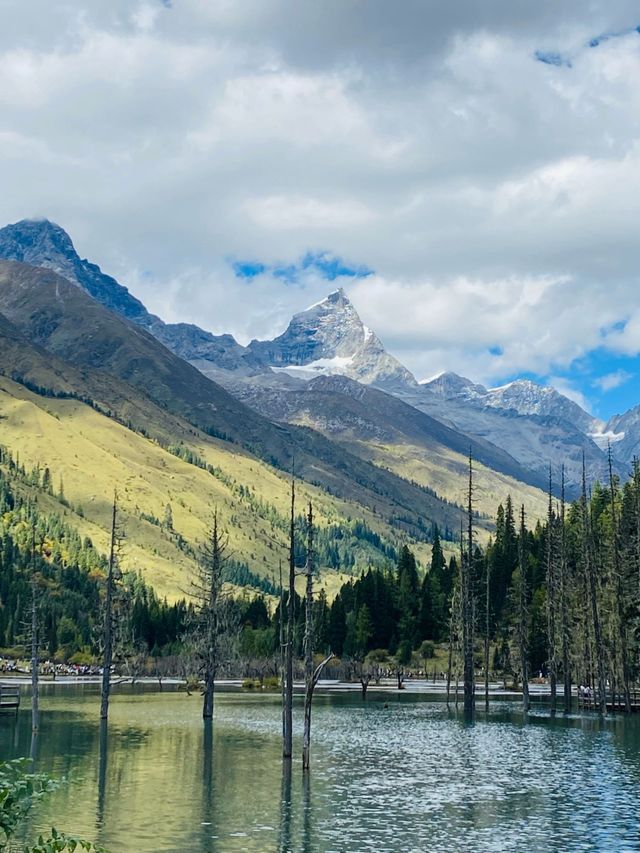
xmin=100 ymin=493 xmax=118 ymax=721
xmin=446 ymin=611 xmax=454 ymax=708
xmin=201 ymin=511 xmax=224 ymax=720
xmin=360 ymin=673 xmax=371 ymax=699
xmin=302 ymin=502 xmax=314 ymax=771
xmin=462 ymin=453 xmax=475 ymax=719
xmin=283 ymin=474 xmax=295 ymax=760
xmin=608 ymin=445 xmax=631 ymax=714
xmin=546 ymin=469 xmax=558 ymax=715
xmin=518 ymin=506 xmax=530 ymax=715
xmin=447 ymin=528 xmax=463 ymax=709
xmin=484 ymin=552 xmax=490 ymax=712
xmin=279 ymin=559 xmax=285 ymax=740
xmin=582 ymin=457 xmax=607 ymax=717
xmin=559 ymin=467 xmax=572 ymax=714
xmin=30 ymin=534 xmax=39 ymax=733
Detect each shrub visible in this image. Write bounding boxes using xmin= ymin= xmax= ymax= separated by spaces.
xmin=419 ymin=640 xmax=435 ymax=660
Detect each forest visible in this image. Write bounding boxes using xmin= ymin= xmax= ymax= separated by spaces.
xmin=1 ymin=443 xmax=639 ymax=720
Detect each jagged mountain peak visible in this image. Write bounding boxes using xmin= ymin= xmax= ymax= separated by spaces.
xmin=485 ymin=379 xmax=599 ymax=431
xmin=248 ymin=288 xmax=416 ymax=388
xmin=421 ymin=371 xmax=486 ymax=399
xmin=0 ymin=218 xmax=78 ymax=279
xmin=0 ymin=217 xmax=148 ymax=321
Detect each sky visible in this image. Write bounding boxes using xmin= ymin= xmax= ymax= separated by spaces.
xmin=1 ymin=1 xmax=640 ymax=419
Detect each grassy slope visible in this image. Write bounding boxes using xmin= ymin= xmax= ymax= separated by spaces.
xmin=0 ymin=376 xmax=431 ymax=599
xmin=345 ymin=440 xmax=548 ymax=537
xmin=0 ymin=260 xmax=470 ymax=541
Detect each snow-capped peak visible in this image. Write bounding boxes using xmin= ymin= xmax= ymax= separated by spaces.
xmin=248 ymin=288 xmax=416 ymax=388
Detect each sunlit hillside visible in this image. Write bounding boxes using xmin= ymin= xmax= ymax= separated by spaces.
xmin=0 ymin=375 xmax=436 ymax=599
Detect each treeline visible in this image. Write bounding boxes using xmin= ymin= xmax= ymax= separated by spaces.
xmin=240 ymin=459 xmax=640 ymax=719
xmin=4 ymin=435 xmax=640 ymax=721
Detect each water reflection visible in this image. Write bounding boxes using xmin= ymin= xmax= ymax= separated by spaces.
xmin=201 ymin=720 xmax=216 ymax=852
xmin=301 ymin=770 xmax=312 ymax=853
xmin=278 ymin=761 xmax=292 ymax=853
xmin=96 ymin=720 xmax=108 ymax=833
xmin=2 ymin=688 xmax=640 ymax=852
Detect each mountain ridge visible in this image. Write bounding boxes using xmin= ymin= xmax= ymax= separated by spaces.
xmin=0 ymin=217 xmax=629 ymax=497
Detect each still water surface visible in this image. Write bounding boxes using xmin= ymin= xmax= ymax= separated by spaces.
xmin=1 ymin=685 xmax=640 ymax=852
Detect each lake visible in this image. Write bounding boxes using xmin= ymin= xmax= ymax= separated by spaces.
xmin=1 ymin=685 xmax=640 ymax=852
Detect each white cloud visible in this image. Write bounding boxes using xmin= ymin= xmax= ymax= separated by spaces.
xmin=593 ymin=369 xmax=633 ymax=392
xmin=549 ymin=377 xmax=593 ymax=413
xmin=1 ymin=1 xmax=640 ymax=411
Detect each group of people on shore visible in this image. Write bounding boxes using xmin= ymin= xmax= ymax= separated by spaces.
xmin=0 ymin=657 xmax=102 ymax=677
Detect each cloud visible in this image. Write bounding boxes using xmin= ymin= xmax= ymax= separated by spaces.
xmin=548 ymin=377 xmax=593 ymax=413
xmin=1 ymin=1 xmax=640 ymax=414
xmin=592 ymin=369 xmax=633 ymax=392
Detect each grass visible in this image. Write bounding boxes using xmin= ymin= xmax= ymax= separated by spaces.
xmin=0 ymin=377 xmax=431 ymax=600
xmin=350 ymin=438 xmax=548 ymax=544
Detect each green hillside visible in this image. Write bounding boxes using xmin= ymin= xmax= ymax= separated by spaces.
xmin=0 ymin=374 xmax=437 ymax=600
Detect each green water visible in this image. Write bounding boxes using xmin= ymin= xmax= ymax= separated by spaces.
xmin=1 ymin=685 xmax=640 ymax=852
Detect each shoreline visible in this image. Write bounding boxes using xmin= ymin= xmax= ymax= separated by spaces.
xmin=0 ymin=674 xmax=564 ymax=700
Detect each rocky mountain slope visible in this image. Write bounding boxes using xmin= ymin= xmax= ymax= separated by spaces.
xmin=0 ymin=259 xmax=483 ymax=559
xmin=0 ymin=217 xmax=627 ymax=499
xmin=248 ymin=288 xmax=416 ymax=388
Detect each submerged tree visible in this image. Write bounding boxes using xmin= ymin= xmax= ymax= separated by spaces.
xmin=581 ymin=458 xmax=607 ymax=716
xmin=462 ymin=453 xmax=476 ymax=718
xmin=192 ymin=510 xmax=238 ymax=720
xmin=100 ymin=492 xmax=119 ymax=722
xmin=302 ymin=503 xmax=333 ymax=770
xmin=545 ymin=470 xmax=558 ymax=714
xmin=517 ymin=505 xmax=530 ymax=714
xmin=283 ymin=474 xmax=296 ymax=760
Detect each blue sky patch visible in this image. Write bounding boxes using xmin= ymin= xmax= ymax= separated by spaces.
xmin=232 ymin=260 xmax=268 ymax=279
xmin=589 ymin=25 xmax=640 ymax=48
xmin=535 ymin=50 xmax=572 ymax=68
xmin=231 ymin=251 xmax=373 ymax=283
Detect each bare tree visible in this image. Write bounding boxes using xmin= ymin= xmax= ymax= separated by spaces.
xmin=608 ymin=444 xmax=631 ymax=714
xmin=545 ymin=469 xmax=558 ymax=715
xmin=192 ymin=510 xmax=238 ymax=720
xmin=101 ymin=492 xmax=119 ymax=721
xmin=558 ymin=467 xmax=572 ymax=714
xmin=462 ymin=452 xmax=475 ymax=718
xmin=279 ymin=559 xmax=285 ymax=740
xmin=581 ymin=456 xmax=606 ymax=716
xmin=30 ymin=532 xmax=39 ymax=733
xmin=302 ymin=503 xmax=334 ymax=770
xmin=517 ymin=505 xmax=530 ymax=715
xmin=446 ymin=524 xmax=463 ymax=709
xmin=484 ymin=549 xmax=490 ymax=712
xmin=283 ymin=473 xmax=295 ymax=760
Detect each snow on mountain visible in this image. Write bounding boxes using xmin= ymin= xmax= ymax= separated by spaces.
xmin=248 ymin=288 xmax=417 ymax=388
xmin=421 ymin=373 xmax=600 ymax=434
xmin=0 ymin=217 xmax=633 ymax=494
xmin=484 ymin=380 xmax=601 ymax=433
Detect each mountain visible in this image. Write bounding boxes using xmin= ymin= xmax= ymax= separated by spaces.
xmin=0 ymin=219 xmax=262 ymax=376
xmin=422 ymin=373 xmax=600 ymax=434
xmin=602 ymin=408 xmax=638 ymax=467
xmin=0 ymin=217 xmax=620 ymax=498
xmin=248 ymin=289 xmax=416 ymax=388
xmin=237 ymin=373 xmax=550 ymax=518
xmin=0 ymin=258 xmax=485 ymax=555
